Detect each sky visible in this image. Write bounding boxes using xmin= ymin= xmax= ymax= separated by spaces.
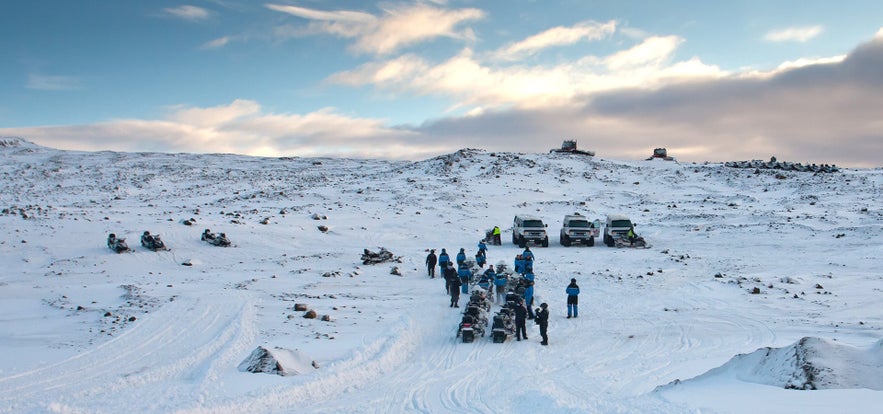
xmin=1 ymin=0 xmax=882 ymax=167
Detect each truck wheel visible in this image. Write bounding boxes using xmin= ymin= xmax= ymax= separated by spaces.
xmin=588 ymin=236 xmax=595 ymax=247
xmin=541 ymin=237 xmax=549 ymax=247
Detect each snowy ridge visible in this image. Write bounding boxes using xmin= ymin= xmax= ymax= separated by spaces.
xmin=0 ymin=144 xmax=881 ymax=413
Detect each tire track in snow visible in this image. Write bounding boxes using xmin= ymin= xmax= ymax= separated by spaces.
xmin=0 ymin=291 xmax=257 ymax=413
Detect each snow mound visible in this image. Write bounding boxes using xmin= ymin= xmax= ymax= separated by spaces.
xmin=661 ymin=337 xmax=883 ymax=391
xmin=238 ymin=346 xmax=318 ymax=376
xmin=0 ymin=136 xmax=37 ymax=148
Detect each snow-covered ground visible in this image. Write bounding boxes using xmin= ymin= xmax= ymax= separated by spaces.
xmin=0 ymin=137 xmax=881 ymax=413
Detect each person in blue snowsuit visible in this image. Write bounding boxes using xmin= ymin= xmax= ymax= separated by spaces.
xmin=456 ymin=248 xmax=467 ymax=266
xmin=438 ymin=249 xmax=450 ymax=274
xmin=523 ymin=271 xmax=535 ymax=319
xmin=478 ymin=271 xmax=492 ymax=292
xmin=481 ymin=265 xmax=496 ymax=301
xmin=493 ymin=271 xmax=508 ymax=303
xmin=566 ymin=278 xmax=580 ymax=318
xmin=513 ymin=254 xmax=524 ymax=275
xmin=457 ymin=262 xmax=471 ymax=294
xmin=475 ymin=250 xmax=486 ymax=268
xmin=521 ymin=246 xmax=534 ymax=261
xmin=478 ymin=240 xmax=487 ymax=256
xmin=523 ymin=256 xmax=534 ymax=275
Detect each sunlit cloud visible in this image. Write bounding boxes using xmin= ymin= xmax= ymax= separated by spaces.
xmin=0 ymin=100 xmax=422 ymax=159
xmin=493 ymin=20 xmax=617 ymax=61
xmin=164 ymin=5 xmax=211 ymax=21
xmin=328 ymin=35 xmax=724 ymax=111
xmin=265 ymin=3 xmax=484 ymax=55
xmin=764 ymin=26 xmax=823 ymax=42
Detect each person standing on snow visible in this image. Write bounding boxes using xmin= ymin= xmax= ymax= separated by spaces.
xmin=478 ymin=240 xmax=487 ymax=256
xmin=457 ymin=262 xmax=471 ymax=294
xmin=425 ymin=249 xmax=437 ymax=278
xmin=521 ymin=246 xmax=534 ymax=261
xmin=481 ymin=265 xmax=496 ymax=300
xmin=438 ymin=248 xmax=450 ymax=275
xmin=493 ymin=271 xmax=508 ymax=303
xmin=513 ymin=298 xmax=528 ymax=341
xmin=492 ymin=226 xmax=501 ymax=245
xmin=447 ymin=265 xmax=462 ymax=307
xmin=475 ymin=250 xmax=486 ymax=268
xmin=566 ymin=278 xmax=580 ymax=318
xmin=523 ymin=272 xmax=535 ymax=319
xmin=443 ymin=261 xmax=457 ymax=294
xmin=536 ymin=303 xmax=549 ymax=345
xmin=456 ymin=248 xmax=467 ymax=266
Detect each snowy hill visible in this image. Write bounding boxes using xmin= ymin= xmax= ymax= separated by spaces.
xmin=0 ymin=139 xmax=881 ymax=413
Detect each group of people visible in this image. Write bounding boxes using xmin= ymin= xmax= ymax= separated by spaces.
xmin=425 ymin=241 xmax=582 ymax=346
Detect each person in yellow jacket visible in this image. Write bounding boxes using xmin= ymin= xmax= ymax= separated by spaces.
xmin=492 ymin=226 xmax=501 ymax=245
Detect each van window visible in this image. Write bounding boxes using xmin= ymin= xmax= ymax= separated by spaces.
xmin=611 ymin=220 xmax=632 ymax=228
xmin=523 ymin=220 xmax=544 ymax=228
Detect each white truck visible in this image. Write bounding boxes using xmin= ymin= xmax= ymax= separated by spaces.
xmin=559 ymin=213 xmax=599 ymax=246
xmin=603 ymin=214 xmax=634 ymax=247
xmin=512 ymin=215 xmax=549 ymax=248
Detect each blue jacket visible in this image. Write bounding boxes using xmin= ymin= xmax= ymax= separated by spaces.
xmin=456 ymin=251 xmax=467 ymax=264
xmin=566 ymin=283 xmax=580 ymax=297
xmin=522 ymin=249 xmax=534 ymax=261
xmin=438 ymin=252 xmax=450 ymax=266
xmin=494 ymin=273 xmax=508 ymax=287
xmin=524 ymin=285 xmax=534 ymax=302
xmin=458 ymin=266 xmax=471 ymax=280
xmin=478 ymin=241 xmax=487 ymax=253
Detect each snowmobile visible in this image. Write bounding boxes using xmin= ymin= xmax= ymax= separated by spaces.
xmin=361 ymin=248 xmax=394 ymax=265
xmin=491 ymin=306 xmax=516 ymax=343
xmin=201 ymin=229 xmax=231 ymax=247
xmin=141 ymin=231 xmax=168 ymax=251
xmin=457 ymin=303 xmax=488 ymax=343
xmin=611 ymin=233 xmax=650 ymax=249
xmin=107 ymin=233 xmax=131 ymax=253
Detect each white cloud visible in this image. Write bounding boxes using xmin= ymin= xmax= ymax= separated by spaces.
xmin=26 ymin=74 xmax=82 ymax=91
xmin=328 ymin=35 xmax=724 ymax=111
xmin=265 ymin=3 xmax=484 ymax=55
xmin=494 ymin=20 xmax=617 ymax=61
xmin=764 ymin=26 xmax=823 ymax=42
xmin=202 ymin=36 xmax=231 ymax=49
xmin=164 ymin=5 xmax=211 ymax=21
xmin=0 ymin=101 xmax=421 ymax=159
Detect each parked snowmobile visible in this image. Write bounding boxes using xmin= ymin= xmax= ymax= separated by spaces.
xmin=201 ymin=229 xmax=231 ymax=247
xmin=141 ymin=231 xmax=168 ymax=251
xmin=107 ymin=233 xmax=131 ymax=253
xmin=491 ymin=305 xmax=516 ymax=343
xmin=611 ymin=233 xmax=650 ymax=248
xmin=457 ymin=302 xmax=488 ymax=343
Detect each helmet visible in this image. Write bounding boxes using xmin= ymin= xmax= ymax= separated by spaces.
xmin=540 ymin=303 xmax=548 ymax=308
xmin=143 ymin=231 xmax=150 ymax=235
xmin=571 ymin=278 xmax=576 ymax=283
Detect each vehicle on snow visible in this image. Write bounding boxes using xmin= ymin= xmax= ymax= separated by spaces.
xmin=646 ymin=148 xmax=676 ymax=161
xmin=201 ymin=229 xmax=231 ymax=247
xmin=107 ymin=233 xmax=131 ymax=253
xmin=141 ymin=231 xmax=168 ymax=251
xmin=559 ymin=213 xmax=599 ymax=246
xmin=512 ymin=215 xmax=549 ymax=248
xmin=603 ymin=214 xmax=633 ymax=247
xmin=549 ymin=140 xmax=595 ymax=156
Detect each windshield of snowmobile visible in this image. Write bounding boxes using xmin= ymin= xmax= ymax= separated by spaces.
xmin=522 ymin=220 xmax=544 ymax=228
xmin=568 ymin=220 xmax=590 ymax=228
xmin=611 ymin=220 xmax=633 ymax=228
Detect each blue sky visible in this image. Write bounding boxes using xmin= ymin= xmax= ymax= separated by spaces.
xmin=2 ymin=1 xmax=882 ymax=166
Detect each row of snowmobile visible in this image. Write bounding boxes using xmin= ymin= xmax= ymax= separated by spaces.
xmin=107 ymin=229 xmax=230 ymax=253
xmin=456 ymin=263 xmax=533 ymax=343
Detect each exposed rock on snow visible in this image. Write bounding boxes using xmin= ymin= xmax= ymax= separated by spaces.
xmin=238 ymin=346 xmax=318 ymax=376
xmin=361 ymin=248 xmax=395 ymax=264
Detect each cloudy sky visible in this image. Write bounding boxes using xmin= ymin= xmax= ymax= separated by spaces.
xmin=1 ymin=1 xmax=882 ymax=166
